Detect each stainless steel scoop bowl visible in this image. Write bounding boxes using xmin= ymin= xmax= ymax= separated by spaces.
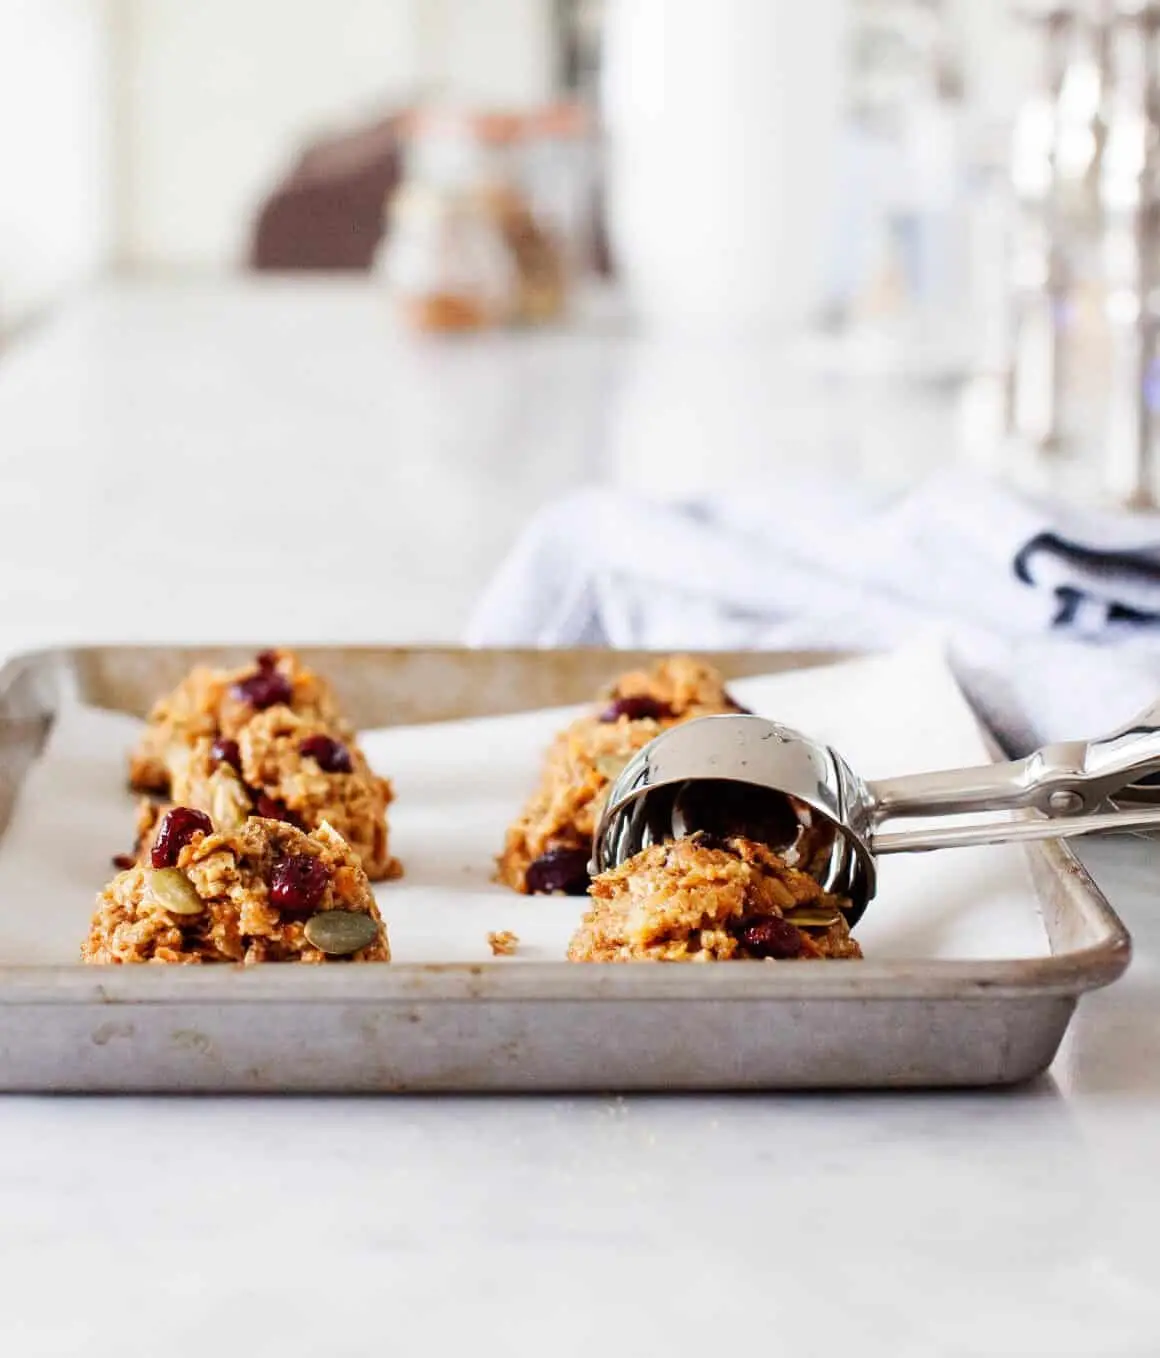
xmin=591 ymin=704 xmax=1160 ymax=926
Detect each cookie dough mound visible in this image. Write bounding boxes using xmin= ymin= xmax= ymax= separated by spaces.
xmin=498 ymin=715 xmax=662 ymax=894
xmin=84 ymin=814 xmax=389 ymax=965
xmin=568 ymin=832 xmax=861 ymax=963
xmin=499 ymin=656 xmax=744 ymax=895
xmin=160 ymin=708 xmax=400 ymax=881
xmin=598 ymin=655 xmax=745 ymax=722
xmin=128 ymin=649 xmax=350 ymax=795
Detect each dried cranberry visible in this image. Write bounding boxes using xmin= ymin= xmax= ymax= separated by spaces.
xmin=599 ymin=694 xmax=672 ymax=723
xmin=231 ymin=665 xmax=293 ymax=710
xmin=525 ymin=847 xmax=591 ymax=896
xmin=150 ymin=807 xmax=213 ymax=868
xmin=111 ymin=853 xmax=136 ymax=871
xmin=255 ymin=650 xmax=278 ymax=670
xmin=254 ymin=793 xmax=303 ymax=828
xmin=269 ymin=853 xmax=330 ymax=913
xmin=739 ymin=916 xmax=803 ymax=959
xmin=210 ymin=737 xmax=242 ymax=771
xmin=299 ymin=734 xmax=353 ymax=774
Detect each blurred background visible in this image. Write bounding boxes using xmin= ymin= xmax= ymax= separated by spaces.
xmin=2 ymin=0 xmax=1158 ymax=642
xmin=1 ymin=1 xmax=1020 ymax=333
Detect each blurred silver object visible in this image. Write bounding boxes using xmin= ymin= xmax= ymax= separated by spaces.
xmin=593 ymin=708 xmax=1160 ymax=923
xmin=1004 ymin=2 xmax=1160 ymax=505
xmin=1099 ymin=1 xmax=1160 ymax=506
xmin=1006 ymin=4 xmax=1107 ymax=451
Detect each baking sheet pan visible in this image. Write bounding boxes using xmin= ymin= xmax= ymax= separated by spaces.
xmin=0 ymin=646 xmax=1131 ymax=1092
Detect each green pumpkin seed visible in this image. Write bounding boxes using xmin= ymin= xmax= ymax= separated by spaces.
xmin=148 ymin=867 xmax=204 ymax=916
xmin=210 ymin=771 xmax=250 ymax=830
xmin=304 ymin=910 xmax=380 ymax=956
xmin=782 ymin=907 xmax=841 ymax=929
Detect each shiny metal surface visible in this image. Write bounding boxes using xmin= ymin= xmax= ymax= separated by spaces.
xmin=590 ymin=715 xmax=880 ymax=921
xmin=594 ymin=704 xmax=1160 ymax=920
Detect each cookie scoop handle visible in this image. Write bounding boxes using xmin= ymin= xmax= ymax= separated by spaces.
xmin=867 ymin=699 xmax=1160 ymax=853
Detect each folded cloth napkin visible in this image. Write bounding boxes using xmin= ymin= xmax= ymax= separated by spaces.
xmin=466 ymin=469 xmax=1160 ymax=753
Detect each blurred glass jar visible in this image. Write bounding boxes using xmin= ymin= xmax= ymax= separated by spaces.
xmin=521 ymin=102 xmax=598 ymax=292
xmin=382 ymin=180 xmax=513 ymax=332
xmin=379 ymin=112 xmax=513 ymax=333
xmin=379 ymin=108 xmax=578 ymax=332
xmin=471 ymin=111 xmax=571 ymax=324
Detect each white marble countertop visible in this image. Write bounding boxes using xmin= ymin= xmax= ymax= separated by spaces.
xmin=1 ymin=280 xmax=1158 ymax=1356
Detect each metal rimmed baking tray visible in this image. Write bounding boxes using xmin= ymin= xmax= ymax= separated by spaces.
xmin=0 ymin=645 xmax=1132 ymax=1092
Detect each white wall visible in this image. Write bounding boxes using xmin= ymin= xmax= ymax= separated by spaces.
xmin=0 ymin=0 xmax=115 ymax=331
xmin=119 ymin=0 xmax=555 ymax=270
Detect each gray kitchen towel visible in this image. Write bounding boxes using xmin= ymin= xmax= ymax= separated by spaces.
xmin=466 ymin=469 xmax=1160 ymax=753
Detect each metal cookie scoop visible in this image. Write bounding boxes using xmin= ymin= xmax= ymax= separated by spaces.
xmin=591 ymin=704 xmax=1160 ymax=926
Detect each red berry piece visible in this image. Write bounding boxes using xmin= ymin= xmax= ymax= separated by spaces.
xmin=255 ymin=650 xmax=279 ymax=670
xmin=254 ymin=793 xmax=304 ymax=828
xmin=151 ymin=806 xmax=213 ymax=868
xmin=599 ymin=695 xmax=672 ymax=724
xmin=269 ymin=853 xmax=330 ymax=913
xmin=525 ymin=847 xmax=591 ymax=896
xmin=298 ymin=734 xmax=353 ymax=774
xmin=210 ymin=737 xmax=242 ymax=771
xmin=231 ymin=666 xmax=292 ymax=710
xmin=739 ymin=916 xmax=802 ymax=959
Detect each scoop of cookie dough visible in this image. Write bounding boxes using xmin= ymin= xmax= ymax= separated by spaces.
xmin=156 ymin=707 xmax=399 ymax=881
xmin=498 ymin=656 xmax=745 ymax=895
xmin=128 ymin=649 xmax=350 ymax=795
xmin=84 ymin=813 xmax=390 ymax=965
xmin=568 ymin=832 xmax=861 ymax=962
